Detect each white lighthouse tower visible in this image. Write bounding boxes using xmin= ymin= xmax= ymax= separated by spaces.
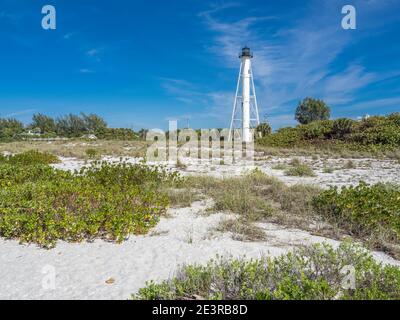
xmin=229 ymin=47 xmax=260 ymax=142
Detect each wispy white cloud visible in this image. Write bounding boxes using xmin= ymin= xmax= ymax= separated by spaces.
xmin=5 ymin=108 xmax=37 ymax=118
xmin=86 ymin=48 xmax=102 ymax=57
xmin=345 ymin=97 xmax=400 ymax=112
xmin=196 ymin=0 xmax=400 ymax=127
xmin=160 ymin=77 xmax=233 ymax=123
xmin=63 ymin=32 xmax=77 ymax=40
xmin=158 ymin=1 xmax=399 ymax=128
xmin=79 ymin=68 xmax=94 ymax=74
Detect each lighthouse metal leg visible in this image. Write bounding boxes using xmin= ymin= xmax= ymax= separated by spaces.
xmin=250 ymin=67 xmax=260 ymax=126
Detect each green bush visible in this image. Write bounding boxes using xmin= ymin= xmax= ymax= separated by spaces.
xmin=258 ymin=127 xmax=303 ymax=147
xmin=299 ymin=120 xmax=334 ymax=140
xmin=85 ymin=148 xmax=98 ymax=159
xmin=256 ymin=122 xmax=272 ymax=138
xmin=295 ymin=97 xmax=331 ymax=125
xmin=257 ymin=114 xmax=400 ymax=150
xmin=0 ymin=164 xmax=70 ymax=187
xmin=352 ymin=125 xmax=400 ymax=147
xmin=0 ymin=118 xmax=24 ymax=141
xmin=0 ymin=150 xmax=60 ymax=165
xmin=285 ymin=163 xmax=316 ymax=177
xmin=95 ymin=128 xmax=138 ymax=140
xmin=332 ymin=118 xmax=358 ymax=138
xmin=134 ymin=241 xmax=400 ymax=300
xmin=313 ymin=183 xmax=400 ymax=252
xmin=0 ymin=161 xmax=179 ymax=248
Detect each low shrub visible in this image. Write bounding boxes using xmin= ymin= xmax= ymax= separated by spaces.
xmin=299 ymin=120 xmax=334 ymax=140
xmin=332 ymin=118 xmax=358 ymax=138
xmin=0 ymin=161 xmax=179 ymax=248
xmin=313 ymin=183 xmax=400 ymax=255
xmin=95 ymin=128 xmax=138 ymax=140
xmin=0 ymin=163 xmax=71 ymax=187
xmin=258 ymin=127 xmax=303 ymax=148
xmin=85 ymin=148 xmax=98 ymax=159
xmin=257 ymin=114 xmax=400 ymax=152
xmin=0 ymin=150 xmax=60 ymax=165
xmin=285 ymin=163 xmax=316 ymax=177
xmin=134 ymin=241 xmax=400 ymax=300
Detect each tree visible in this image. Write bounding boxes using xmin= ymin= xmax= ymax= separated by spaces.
xmin=0 ymin=118 xmax=24 ymax=140
xmin=295 ymin=98 xmax=331 ymax=125
xmin=138 ymin=128 xmax=148 ymax=140
xmin=30 ymin=113 xmax=56 ymax=134
xmin=256 ymin=122 xmax=272 ymax=138
xmin=56 ymin=114 xmax=87 ymax=137
xmin=81 ymin=113 xmax=107 ymax=133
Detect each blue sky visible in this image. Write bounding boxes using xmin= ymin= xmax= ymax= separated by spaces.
xmin=0 ymin=0 xmax=399 ymax=130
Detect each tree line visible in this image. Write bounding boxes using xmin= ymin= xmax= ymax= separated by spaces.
xmin=0 ymin=113 xmax=139 ymax=141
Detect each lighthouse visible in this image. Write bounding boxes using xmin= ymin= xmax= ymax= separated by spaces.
xmin=229 ymin=47 xmax=260 ymax=142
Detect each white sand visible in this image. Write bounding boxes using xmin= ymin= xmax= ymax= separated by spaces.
xmin=52 ymin=155 xmax=400 ymax=189
xmin=1 ymin=155 xmax=399 ymax=299
xmin=1 ymin=200 xmax=399 ymax=300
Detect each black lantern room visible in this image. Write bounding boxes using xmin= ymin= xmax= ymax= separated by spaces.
xmin=239 ymin=46 xmax=253 ymax=58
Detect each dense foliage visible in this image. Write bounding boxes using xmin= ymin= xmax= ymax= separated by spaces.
xmin=0 ymin=112 xmax=139 ymax=141
xmin=313 ymin=182 xmax=400 ymax=253
xmin=295 ymin=97 xmax=331 ymax=124
xmin=0 ymin=118 xmax=24 ymax=141
xmin=0 ymin=150 xmax=60 ymax=166
xmin=259 ymin=113 xmax=400 ymax=150
xmin=134 ymin=241 xmax=400 ymax=300
xmin=95 ymin=127 xmax=138 ymax=140
xmin=0 ymin=152 xmax=179 ymax=247
xmin=256 ymin=122 xmax=272 ymax=138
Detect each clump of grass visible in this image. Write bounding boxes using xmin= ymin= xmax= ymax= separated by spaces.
xmin=177 ymin=170 xmax=321 ymax=238
xmin=134 ymin=241 xmax=400 ymax=300
xmin=289 ymin=157 xmax=302 ymax=166
xmin=343 ymin=160 xmax=356 ymax=169
xmin=285 ymin=163 xmax=316 ymax=177
xmin=216 ymin=219 xmax=266 ymax=241
xmin=211 ymin=182 xmax=274 ymax=221
xmin=272 ymin=163 xmax=288 ymax=170
xmin=323 ymin=166 xmax=335 ymax=174
xmin=163 ymin=188 xmax=201 ymax=208
xmin=85 ymin=148 xmax=99 ymax=159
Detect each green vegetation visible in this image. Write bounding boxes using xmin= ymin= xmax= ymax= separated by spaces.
xmin=0 ymin=118 xmax=24 ymax=141
xmin=259 ymin=113 xmax=400 ymax=152
xmin=169 ymin=171 xmax=400 ymax=258
xmin=85 ymin=148 xmax=98 ymax=159
xmin=295 ymin=97 xmax=331 ymax=125
xmin=271 ymin=158 xmax=316 ymax=177
xmin=167 ymin=170 xmax=320 ymax=240
xmin=0 ymin=140 xmax=149 ymax=159
xmin=256 ymin=122 xmax=272 ymax=138
xmin=134 ymin=241 xmax=400 ymax=300
xmin=0 ymin=112 xmax=140 ymax=142
xmin=314 ymin=183 xmax=400 ymax=257
xmin=284 ymin=163 xmax=316 ymax=177
xmin=0 ymin=150 xmax=60 ymax=165
xmin=0 ymin=151 xmax=179 ymax=248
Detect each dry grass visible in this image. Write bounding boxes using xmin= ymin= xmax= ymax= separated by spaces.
xmin=215 ymin=218 xmax=267 ymax=241
xmin=172 ymin=170 xmax=322 ymax=241
xmin=0 ymin=140 xmax=149 ymax=159
xmin=163 ymin=187 xmax=202 ymax=208
xmin=343 ymin=160 xmax=356 ymax=169
xmin=254 ymin=143 xmax=400 ymax=160
xmin=284 ymin=163 xmax=316 ymax=177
